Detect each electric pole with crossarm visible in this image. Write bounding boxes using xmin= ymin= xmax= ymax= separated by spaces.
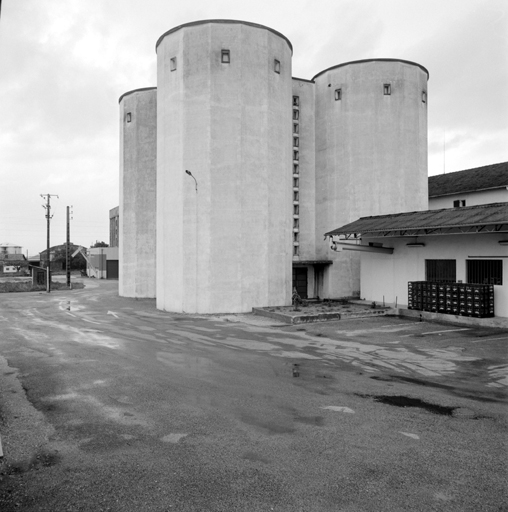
xmin=41 ymin=194 xmax=58 ymax=292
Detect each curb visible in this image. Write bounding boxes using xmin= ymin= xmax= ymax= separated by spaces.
xmin=252 ymin=307 xmax=392 ymax=324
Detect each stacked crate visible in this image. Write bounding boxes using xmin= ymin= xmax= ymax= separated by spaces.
xmin=408 ymin=282 xmax=494 ymax=318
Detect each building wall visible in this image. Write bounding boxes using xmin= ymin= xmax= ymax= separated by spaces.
xmin=156 ymin=20 xmax=293 ymax=313
xmin=119 ymin=88 xmax=157 ymax=298
xmin=429 ymin=189 xmax=508 ymax=210
xmin=109 ymin=206 xmax=119 ymax=247
xmin=0 ymin=244 xmax=22 ymax=257
xmin=313 ymin=60 xmax=429 ymax=298
xmin=360 ymin=234 xmax=507 ymax=319
xmin=292 ymin=78 xmax=316 ymax=264
xmin=88 ymin=247 xmax=119 ymax=280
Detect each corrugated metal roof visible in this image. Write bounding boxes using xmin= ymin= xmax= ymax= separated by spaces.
xmin=325 ymin=202 xmax=508 ymax=238
xmin=428 ymin=162 xmax=508 ymax=197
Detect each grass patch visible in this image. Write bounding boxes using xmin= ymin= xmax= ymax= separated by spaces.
xmin=0 ymin=281 xmax=84 ymax=293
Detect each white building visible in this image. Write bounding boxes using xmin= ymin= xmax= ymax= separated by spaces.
xmin=119 ymin=19 xmax=429 ymax=314
xmin=429 ymin=162 xmax=508 ymax=209
xmin=326 ymin=202 xmax=508 ymax=321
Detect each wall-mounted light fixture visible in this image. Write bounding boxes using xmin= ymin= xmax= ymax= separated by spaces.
xmin=185 ymin=170 xmax=197 ymax=192
xmin=406 ymin=238 xmax=425 ymax=247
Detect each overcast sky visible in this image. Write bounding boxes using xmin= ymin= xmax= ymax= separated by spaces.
xmin=0 ymin=0 xmax=507 ymax=256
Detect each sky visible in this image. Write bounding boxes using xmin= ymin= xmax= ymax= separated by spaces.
xmin=0 ymin=0 xmax=507 ymax=257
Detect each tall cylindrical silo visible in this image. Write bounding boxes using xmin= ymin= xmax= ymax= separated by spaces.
xmin=119 ymin=87 xmax=157 ymax=298
xmin=313 ymin=59 xmax=429 ymax=297
xmin=156 ymin=20 xmax=293 ymax=313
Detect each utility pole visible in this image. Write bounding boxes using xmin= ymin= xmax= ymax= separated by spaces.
xmin=66 ymin=206 xmax=73 ymax=288
xmin=41 ymin=194 xmax=58 ymax=292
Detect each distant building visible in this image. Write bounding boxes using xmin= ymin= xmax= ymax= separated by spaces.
xmin=39 ymin=243 xmax=84 ymax=271
xmin=87 ymin=246 xmax=119 ymax=279
xmin=0 ymin=243 xmax=23 ymax=258
xmin=109 ymin=206 xmax=119 ymax=247
xmin=0 ymin=243 xmax=27 ymax=275
xmin=429 ymin=162 xmax=508 ymax=209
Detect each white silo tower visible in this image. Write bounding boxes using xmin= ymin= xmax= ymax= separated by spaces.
xmin=119 ymin=87 xmax=157 ymax=298
xmin=313 ymin=59 xmax=429 ymax=298
xmin=156 ymin=20 xmax=293 ymax=313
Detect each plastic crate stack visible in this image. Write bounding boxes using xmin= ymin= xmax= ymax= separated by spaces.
xmin=408 ymin=281 xmax=494 ymax=318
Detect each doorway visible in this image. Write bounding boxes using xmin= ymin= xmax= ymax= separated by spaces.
xmin=292 ymin=267 xmax=308 ymax=299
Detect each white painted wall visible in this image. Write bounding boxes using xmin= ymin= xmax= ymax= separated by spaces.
xmin=119 ymin=88 xmax=157 ymax=298
xmin=156 ymin=21 xmax=292 ymax=313
xmin=429 ymin=188 xmax=508 ymax=209
xmin=314 ymin=60 xmax=429 ymax=299
xmin=359 ymin=234 xmax=507 ymax=318
xmin=88 ymin=247 xmax=119 ymax=280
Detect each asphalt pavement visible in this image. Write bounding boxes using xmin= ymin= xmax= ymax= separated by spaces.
xmin=0 ymin=278 xmax=507 ymax=511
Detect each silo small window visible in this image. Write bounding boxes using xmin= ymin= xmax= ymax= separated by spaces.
xmin=170 ymin=57 xmax=177 ymax=71
xmin=293 ymin=150 xmax=299 ymax=161
xmin=293 ymin=123 xmax=299 ymax=134
xmin=293 ymin=137 xmax=299 ymax=147
xmin=293 ymin=204 xmax=299 ymax=215
xmin=334 ymin=88 xmax=342 ymax=101
xmin=293 ymin=245 xmax=299 ymax=256
xmin=383 ymin=84 xmax=391 ymax=95
xmin=293 ymin=164 xmax=299 ymax=174
xmin=293 ymin=96 xmax=299 ymax=107
xmin=422 ymin=91 xmax=427 ymax=103
xmin=274 ymin=59 xmax=281 ymax=73
xmin=293 ymin=110 xmax=299 ymax=120
xmin=293 ymin=177 xmax=299 ymax=188
xmin=221 ymin=50 xmax=230 ymax=63
xmin=126 ymin=113 xmax=131 ymax=123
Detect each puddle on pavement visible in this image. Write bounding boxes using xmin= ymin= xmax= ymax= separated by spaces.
xmin=364 ymin=394 xmax=456 ymax=415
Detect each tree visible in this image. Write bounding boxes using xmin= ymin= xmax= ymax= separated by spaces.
xmin=91 ymin=241 xmax=109 ymax=248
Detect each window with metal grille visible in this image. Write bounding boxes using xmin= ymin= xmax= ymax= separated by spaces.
xmin=467 ymin=260 xmax=503 ymax=285
xmin=426 ymin=259 xmax=456 ymax=282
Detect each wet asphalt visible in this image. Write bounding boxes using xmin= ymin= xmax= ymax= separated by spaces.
xmin=0 ymin=278 xmax=507 ymax=511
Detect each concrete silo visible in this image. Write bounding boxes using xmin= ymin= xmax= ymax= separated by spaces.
xmin=156 ymin=20 xmax=293 ymax=313
xmin=119 ymin=87 xmax=157 ymax=298
xmin=313 ymin=59 xmax=429 ymax=298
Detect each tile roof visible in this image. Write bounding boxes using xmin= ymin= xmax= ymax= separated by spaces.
xmin=428 ymin=162 xmax=508 ymax=197
xmin=325 ymin=202 xmax=508 ymax=238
